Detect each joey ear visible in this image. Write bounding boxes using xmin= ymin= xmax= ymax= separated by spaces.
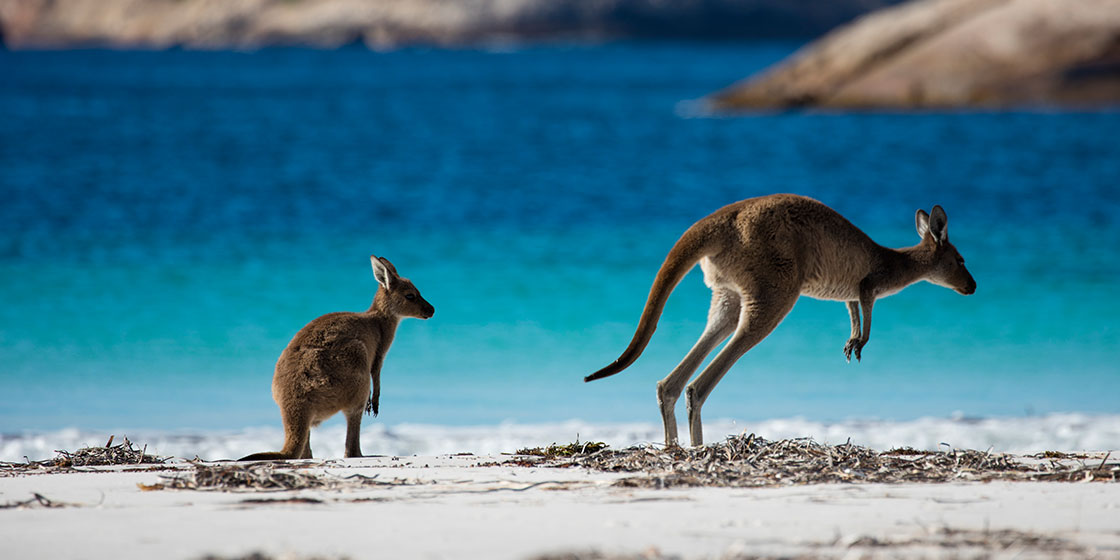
xmin=929 ymin=205 xmax=948 ymax=244
xmin=915 ymin=209 xmax=930 ymax=240
xmin=377 ymin=256 xmax=399 ymax=277
xmin=370 ymin=255 xmax=393 ymax=290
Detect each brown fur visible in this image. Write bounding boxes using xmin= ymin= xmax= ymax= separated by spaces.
xmin=585 ymin=194 xmax=976 ymax=447
xmin=240 ymin=256 xmax=434 ymax=461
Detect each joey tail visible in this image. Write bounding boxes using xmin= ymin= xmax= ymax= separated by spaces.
xmin=238 ymin=451 xmax=290 ymax=461
xmin=585 ymin=227 xmax=713 ymax=382
xmin=238 ymin=426 xmax=308 ymax=461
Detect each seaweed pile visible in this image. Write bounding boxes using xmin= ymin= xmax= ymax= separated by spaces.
xmin=1 ymin=435 xmax=165 ymax=474
xmin=531 ymin=527 xmax=1089 ymax=559
xmin=564 ymin=434 xmax=1118 ymax=488
xmin=146 ymin=462 xmax=412 ymax=492
xmin=516 ymin=440 xmax=610 ymax=459
xmin=53 ymin=435 xmax=165 ymax=467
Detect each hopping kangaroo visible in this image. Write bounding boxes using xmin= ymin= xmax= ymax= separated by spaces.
xmin=585 ymin=194 xmax=975 ymax=447
xmin=241 ymin=256 xmax=434 ymax=460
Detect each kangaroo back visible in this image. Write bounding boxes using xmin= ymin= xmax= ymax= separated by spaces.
xmin=584 ymin=224 xmax=715 ymax=382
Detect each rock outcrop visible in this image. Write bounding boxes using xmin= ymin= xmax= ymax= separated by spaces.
xmin=710 ymin=0 xmax=1120 ymax=109
xmin=0 ymin=0 xmax=900 ymax=50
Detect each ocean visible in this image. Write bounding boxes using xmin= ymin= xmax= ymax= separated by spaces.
xmin=1 ymin=43 xmax=1118 ymax=461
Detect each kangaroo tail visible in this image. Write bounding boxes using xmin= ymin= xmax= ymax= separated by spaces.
xmin=238 ymin=420 xmax=308 ymax=461
xmin=238 ymin=451 xmax=290 ymax=461
xmin=585 ymin=226 xmax=713 ymax=382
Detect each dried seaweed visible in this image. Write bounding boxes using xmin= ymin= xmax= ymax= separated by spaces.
xmin=54 ymin=435 xmax=166 ymax=467
xmin=531 ymin=552 xmax=681 ymax=560
xmin=199 ymin=554 xmax=349 ymax=560
xmin=0 ymin=435 xmax=165 ymax=475
xmin=516 ymin=440 xmax=609 ymax=459
xmin=531 ymin=527 xmax=1088 ymax=559
xmin=848 ymin=526 xmax=1086 ymax=553
xmin=0 ymin=492 xmax=76 ymax=509
xmin=560 ymin=434 xmax=1119 ymax=488
xmin=148 ymin=462 xmax=414 ymax=492
xmin=238 ymin=497 xmax=326 ymax=505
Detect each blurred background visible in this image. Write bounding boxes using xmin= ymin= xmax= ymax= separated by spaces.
xmin=1 ymin=0 xmax=1118 ymax=459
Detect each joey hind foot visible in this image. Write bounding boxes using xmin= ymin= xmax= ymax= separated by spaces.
xmin=844 ymin=338 xmax=865 ymax=362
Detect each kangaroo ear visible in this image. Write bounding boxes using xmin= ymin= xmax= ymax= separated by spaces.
xmin=915 ymin=209 xmax=931 ymax=240
xmin=370 ymin=255 xmax=393 ymax=290
xmin=929 ymin=205 xmax=949 ymax=244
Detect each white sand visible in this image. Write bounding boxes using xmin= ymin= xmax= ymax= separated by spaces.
xmin=2 ymin=454 xmax=1119 ymax=559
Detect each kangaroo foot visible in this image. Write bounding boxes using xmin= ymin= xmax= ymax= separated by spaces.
xmin=844 ymin=338 xmax=865 ymax=362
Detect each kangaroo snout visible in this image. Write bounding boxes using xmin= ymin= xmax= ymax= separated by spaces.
xmin=953 ymin=267 xmax=977 ymax=295
xmin=957 ymin=277 xmax=977 ymax=295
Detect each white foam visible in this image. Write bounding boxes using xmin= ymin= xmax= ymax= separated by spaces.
xmin=3 ymin=413 xmax=1118 ymax=462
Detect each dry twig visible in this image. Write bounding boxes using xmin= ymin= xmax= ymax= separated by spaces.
xmin=0 ymin=492 xmax=80 ymax=509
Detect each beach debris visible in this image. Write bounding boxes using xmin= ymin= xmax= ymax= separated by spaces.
xmin=0 ymin=435 xmax=166 ymax=475
xmin=530 ymin=550 xmax=678 ymax=560
xmin=53 ymin=435 xmax=166 ymax=467
xmin=148 ymin=462 xmax=414 ymax=492
xmin=198 ymin=554 xmax=350 ymax=560
xmin=0 ymin=492 xmax=79 ymax=510
xmin=237 ymin=497 xmax=326 ymax=505
xmin=555 ymin=434 xmax=1119 ymax=488
xmin=842 ymin=526 xmax=1088 ymax=556
xmin=516 ymin=439 xmax=609 ymax=459
xmin=531 ymin=527 xmax=1088 ymax=559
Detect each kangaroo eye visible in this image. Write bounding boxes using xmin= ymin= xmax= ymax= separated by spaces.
xmin=405 ymin=293 xmax=416 ymax=301
xmin=956 ymin=257 xmax=965 ymax=265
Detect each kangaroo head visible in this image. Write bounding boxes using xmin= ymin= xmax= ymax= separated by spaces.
xmin=915 ymin=206 xmax=976 ymax=295
xmin=371 ymin=256 xmax=436 ymax=319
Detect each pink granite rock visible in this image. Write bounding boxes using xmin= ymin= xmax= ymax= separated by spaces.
xmin=0 ymin=0 xmax=899 ymax=50
xmin=711 ymin=0 xmax=1120 ymax=109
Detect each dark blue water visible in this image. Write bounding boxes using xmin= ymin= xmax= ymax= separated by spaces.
xmin=2 ymin=44 xmax=1118 ymax=434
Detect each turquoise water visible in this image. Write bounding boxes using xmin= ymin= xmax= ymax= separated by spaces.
xmin=1 ymin=44 xmax=1118 ymax=438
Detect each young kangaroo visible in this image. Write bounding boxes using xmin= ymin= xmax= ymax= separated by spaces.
xmin=240 ymin=256 xmax=434 ymax=460
xmin=585 ymin=194 xmax=975 ymax=447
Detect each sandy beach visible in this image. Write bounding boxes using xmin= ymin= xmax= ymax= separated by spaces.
xmin=3 ymin=444 xmax=1118 ymax=560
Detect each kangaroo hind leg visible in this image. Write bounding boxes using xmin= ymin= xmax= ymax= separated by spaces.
xmin=278 ymin=407 xmax=312 ymax=459
xmin=657 ymin=288 xmax=740 ymax=447
xmin=344 ymin=407 xmax=364 ymax=458
xmin=685 ymin=289 xmax=798 ymax=446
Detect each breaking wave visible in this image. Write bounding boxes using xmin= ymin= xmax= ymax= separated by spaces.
xmin=3 ymin=413 xmax=1118 ymax=462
